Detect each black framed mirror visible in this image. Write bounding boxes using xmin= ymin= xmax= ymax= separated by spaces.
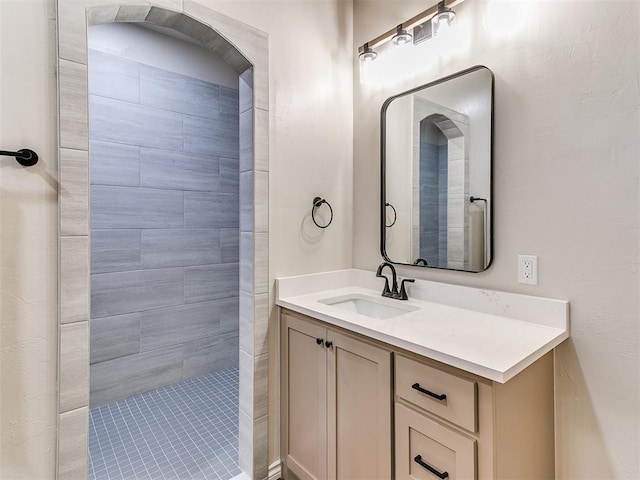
xmin=381 ymin=65 xmax=494 ymax=272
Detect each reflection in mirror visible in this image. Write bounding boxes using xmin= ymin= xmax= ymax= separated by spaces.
xmin=382 ymin=66 xmax=493 ymax=272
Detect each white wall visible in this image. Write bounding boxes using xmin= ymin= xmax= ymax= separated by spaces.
xmin=354 ymin=1 xmax=639 ymax=478
xmin=0 ymin=0 xmax=58 ymax=478
xmin=88 ymin=22 xmax=239 ymax=88
xmin=0 ymin=0 xmax=353 ymax=476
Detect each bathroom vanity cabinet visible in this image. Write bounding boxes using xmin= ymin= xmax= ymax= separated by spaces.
xmin=280 ymin=310 xmax=392 ymax=479
xmin=280 ymin=309 xmax=556 ymax=480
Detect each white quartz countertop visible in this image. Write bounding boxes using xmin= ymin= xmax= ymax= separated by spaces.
xmin=276 ymin=270 xmax=570 ymax=383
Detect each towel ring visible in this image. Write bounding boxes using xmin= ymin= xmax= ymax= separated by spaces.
xmin=385 ymin=202 xmax=397 ymax=227
xmin=312 ymin=197 xmax=333 ymax=229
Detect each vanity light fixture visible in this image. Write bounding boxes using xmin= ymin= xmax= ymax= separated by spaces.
xmin=357 ymin=0 xmax=463 ymax=57
xmin=391 ymin=24 xmax=413 ymax=46
xmin=359 ymin=42 xmax=378 ymax=62
xmin=431 ymin=1 xmax=456 ymax=36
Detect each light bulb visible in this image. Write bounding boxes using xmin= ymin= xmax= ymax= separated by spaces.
xmin=359 ymin=44 xmax=378 ymax=62
xmin=392 ymin=25 xmax=413 ymax=46
xmin=432 ymin=2 xmax=456 ymax=37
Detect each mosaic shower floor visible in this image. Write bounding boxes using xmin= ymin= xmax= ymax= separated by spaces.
xmin=89 ymin=367 xmax=240 ymax=480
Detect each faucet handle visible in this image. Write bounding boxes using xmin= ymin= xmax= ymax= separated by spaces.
xmin=398 ymin=278 xmax=415 ymax=301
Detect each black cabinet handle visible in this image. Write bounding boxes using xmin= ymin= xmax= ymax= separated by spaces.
xmin=414 ymin=455 xmax=449 ymax=479
xmin=412 ymin=383 xmax=447 ymax=401
xmin=316 ymin=338 xmax=324 ymax=346
xmin=324 ymin=340 xmax=333 ymax=349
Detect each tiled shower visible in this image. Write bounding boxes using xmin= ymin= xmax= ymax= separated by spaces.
xmin=87 ymin=28 xmax=241 ymax=479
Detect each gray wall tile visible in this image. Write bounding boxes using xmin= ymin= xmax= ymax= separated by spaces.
xmin=140 ymin=64 xmax=220 ymax=119
xmin=58 ymin=407 xmax=89 ymax=479
xmin=240 ymin=232 xmax=253 ymax=294
xmin=91 ymin=268 xmax=185 ymax=318
xmin=254 ymin=108 xmax=269 ymax=172
xmin=253 ymin=293 xmax=269 ymax=358
xmin=254 ymin=233 xmax=268 ymax=295
xmin=185 ymin=263 xmax=239 ymax=304
xmin=221 ymin=228 xmax=239 ymax=262
xmin=88 ymin=49 xmax=139 ymax=102
xmin=91 ymin=186 xmax=184 ymax=229
xmin=239 ymin=69 xmax=253 ymax=114
xmin=240 ymin=171 xmax=253 ymax=233
xmin=90 ymin=346 xmax=184 ymax=407
xmin=59 ymin=322 xmax=89 ymax=412
xmin=59 ymin=59 xmax=88 ymax=150
xmin=254 ymin=171 xmax=268 ymax=234
xmin=60 ymin=236 xmax=89 ymax=324
xmin=184 ymin=192 xmax=239 ymax=228
xmin=141 ymin=229 xmax=220 ymax=268
xmin=91 ymin=230 xmax=141 ymax=274
xmin=183 ymin=332 xmax=239 ymax=379
xmin=220 ymin=157 xmax=239 ymax=193
xmin=90 ymin=313 xmax=141 ymax=364
xmin=239 ymin=291 xmax=254 ymax=355
xmin=183 ymin=114 xmax=239 ymax=158
xmin=89 ymin=53 xmax=241 ymax=402
xmin=90 ymin=95 xmax=183 ymax=151
xmin=253 ymin=353 xmax=269 ymax=419
xmin=239 ymin=350 xmax=253 ymax=416
xmin=239 ymin=109 xmax=252 ymax=173
xmin=140 ymin=148 xmax=220 ymax=192
xmin=220 ymin=86 xmax=239 ymax=115
xmin=140 ymin=301 xmax=221 ymax=352
xmin=220 ymin=296 xmax=239 ymax=334
xmin=60 ymin=148 xmax=89 ymax=236
xmin=90 ymin=140 xmax=140 ymax=187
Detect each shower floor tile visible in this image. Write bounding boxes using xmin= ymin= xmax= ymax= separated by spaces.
xmin=89 ymin=367 xmax=240 ymax=480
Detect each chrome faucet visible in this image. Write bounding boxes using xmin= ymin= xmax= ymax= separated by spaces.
xmin=376 ymin=262 xmax=415 ymax=301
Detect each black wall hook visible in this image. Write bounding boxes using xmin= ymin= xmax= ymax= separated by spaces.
xmin=1 ymin=149 xmax=39 ymax=167
xmin=311 ymin=197 xmax=333 ymax=229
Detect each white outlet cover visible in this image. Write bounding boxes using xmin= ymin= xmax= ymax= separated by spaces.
xmin=518 ymin=255 xmax=538 ymax=285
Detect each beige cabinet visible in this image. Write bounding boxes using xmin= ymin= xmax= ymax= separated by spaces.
xmin=394 ymin=352 xmax=555 ymax=480
xmin=281 ymin=311 xmax=392 ymax=480
xmin=280 ymin=308 xmax=555 ymax=480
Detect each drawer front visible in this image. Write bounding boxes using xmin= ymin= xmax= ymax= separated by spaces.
xmin=395 ymin=403 xmax=476 ymax=480
xmin=396 ymin=355 xmax=477 ymax=432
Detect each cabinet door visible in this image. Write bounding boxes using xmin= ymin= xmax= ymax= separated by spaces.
xmin=327 ymin=330 xmax=392 ymax=480
xmin=282 ymin=313 xmax=328 ymax=480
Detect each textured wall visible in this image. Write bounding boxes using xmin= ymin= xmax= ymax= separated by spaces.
xmin=0 ymin=0 xmax=58 ymax=478
xmin=354 ymin=1 xmax=639 ymax=478
xmin=88 ymin=49 xmax=240 ymax=407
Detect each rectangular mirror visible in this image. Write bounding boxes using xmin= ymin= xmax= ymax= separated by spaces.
xmin=381 ymin=65 xmax=494 ymax=272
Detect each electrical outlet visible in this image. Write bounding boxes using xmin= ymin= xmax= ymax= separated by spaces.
xmin=518 ymin=255 xmax=538 ymax=285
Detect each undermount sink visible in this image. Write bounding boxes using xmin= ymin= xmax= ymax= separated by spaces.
xmin=319 ymin=294 xmax=419 ymax=320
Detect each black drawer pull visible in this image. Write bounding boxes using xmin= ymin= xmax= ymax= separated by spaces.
xmin=414 ymin=455 xmax=449 ymax=479
xmin=412 ymin=383 xmax=447 ymax=401
xmin=316 ymin=337 xmax=324 ymax=346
